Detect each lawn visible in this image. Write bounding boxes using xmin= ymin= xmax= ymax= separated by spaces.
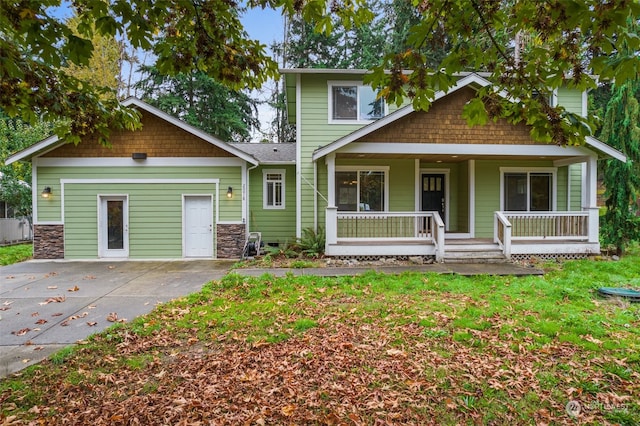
xmin=0 ymin=244 xmax=32 ymax=266
xmin=1 ymin=251 xmax=639 ymax=425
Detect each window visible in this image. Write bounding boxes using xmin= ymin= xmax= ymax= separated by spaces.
xmin=263 ymin=170 xmax=285 ymax=209
xmin=335 ymin=168 xmax=387 ymax=211
xmin=329 ymin=82 xmax=385 ymax=123
xmin=503 ymin=171 xmax=553 ymax=211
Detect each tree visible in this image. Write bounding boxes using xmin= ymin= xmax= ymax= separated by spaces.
xmin=599 ymin=80 xmax=640 ymax=255
xmin=364 ymin=0 xmax=640 ymax=146
xmin=134 ymin=66 xmax=260 ymax=143
xmin=0 ymin=117 xmax=55 ymax=216
xmin=2 ymin=1 xmax=640 ymax=146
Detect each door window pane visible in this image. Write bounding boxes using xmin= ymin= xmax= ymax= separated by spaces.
xmin=107 ymin=200 xmax=124 ymax=250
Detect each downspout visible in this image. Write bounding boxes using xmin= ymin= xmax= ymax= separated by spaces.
xmin=246 ymin=163 xmax=259 ymax=232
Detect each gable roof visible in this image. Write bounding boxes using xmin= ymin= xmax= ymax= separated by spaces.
xmin=5 ymin=97 xmax=259 ymax=166
xmin=233 ymin=143 xmax=296 ymax=164
xmin=311 ymin=73 xmax=626 ymax=162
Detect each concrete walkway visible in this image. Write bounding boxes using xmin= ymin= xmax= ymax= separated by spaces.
xmin=1 ymin=260 xmax=542 ymax=378
xmin=0 ymin=260 xmax=233 ymax=378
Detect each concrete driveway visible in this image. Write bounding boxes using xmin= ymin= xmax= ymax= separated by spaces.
xmin=0 ymin=260 xmax=233 ymax=378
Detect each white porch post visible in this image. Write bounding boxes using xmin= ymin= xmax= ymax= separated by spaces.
xmin=584 ymin=155 xmax=599 ymax=244
xmin=325 ymin=154 xmax=337 ymax=246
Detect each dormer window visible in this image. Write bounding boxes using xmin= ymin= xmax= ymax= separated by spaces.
xmin=329 ymin=81 xmax=385 ymax=123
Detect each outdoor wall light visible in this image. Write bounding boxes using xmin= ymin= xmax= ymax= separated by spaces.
xmin=227 ymin=186 xmax=233 ymax=199
xmin=132 ymin=152 xmax=147 ymax=160
xmin=41 ymin=186 xmax=52 ymax=198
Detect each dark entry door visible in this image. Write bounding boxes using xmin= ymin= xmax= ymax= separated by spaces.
xmin=421 ymin=174 xmax=445 ymax=224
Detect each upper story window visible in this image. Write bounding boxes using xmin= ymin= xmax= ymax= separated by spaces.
xmin=263 ymin=169 xmax=285 ymax=209
xmin=329 ymin=81 xmax=385 ymax=123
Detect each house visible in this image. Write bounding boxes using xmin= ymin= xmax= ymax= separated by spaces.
xmin=280 ymin=70 xmax=625 ymax=262
xmin=6 ymin=71 xmax=626 ymax=261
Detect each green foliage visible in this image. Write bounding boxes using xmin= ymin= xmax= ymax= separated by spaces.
xmin=1 ymin=116 xmax=55 ymax=216
xmin=134 ymin=66 xmax=259 ymax=142
xmin=0 ymin=244 xmax=33 ymax=265
xmin=599 ymin=77 xmax=640 ymax=254
xmin=363 ymin=0 xmax=640 ymax=146
xmin=298 ymin=226 xmax=325 ymax=258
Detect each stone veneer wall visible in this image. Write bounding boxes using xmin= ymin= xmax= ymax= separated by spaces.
xmin=216 ymin=224 xmax=246 ymax=259
xmin=33 ymin=224 xmax=64 ymax=259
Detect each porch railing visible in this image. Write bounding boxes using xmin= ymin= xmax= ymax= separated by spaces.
xmin=494 ymin=212 xmax=512 ymax=259
xmin=326 ymin=209 xmax=445 ymax=261
xmin=503 ymin=212 xmax=589 ymax=240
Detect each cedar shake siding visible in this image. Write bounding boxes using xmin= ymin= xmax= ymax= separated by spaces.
xmin=43 ymin=113 xmax=234 ymax=158
xmin=358 ymin=87 xmax=538 ymax=146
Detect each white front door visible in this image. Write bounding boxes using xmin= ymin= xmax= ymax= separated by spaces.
xmin=184 ymin=196 xmax=213 ymax=257
xmin=99 ymin=196 xmax=129 ymax=258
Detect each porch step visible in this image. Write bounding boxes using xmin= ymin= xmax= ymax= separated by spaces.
xmin=443 ymin=243 xmax=507 ymax=264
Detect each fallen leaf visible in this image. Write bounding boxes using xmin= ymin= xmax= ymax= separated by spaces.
xmin=21 ymin=359 xmax=30 ymax=364
xmin=12 ymin=328 xmax=31 ymax=336
xmin=47 ymin=286 xmax=58 ymax=290
xmin=35 ymin=319 xmax=48 ymax=325
xmin=33 ymin=346 xmax=44 ymax=351
xmin=51 ymin=312 xmax=63 ymax=317
xmin=87 ymin=321 xmax=98 ymax=326
xmin=68 ymin=285 xmax=80 ymax=292
xmin=39 ymin=296 xmax=66 ymax=305
xmin=107 ymin=312 xmax=118 ymax=322
xmin=84 ymin=275 xmax=96 ymax=280
xmin=281 ymin=405 xmax=296 ymax=417
xmin=31 ymin=312 xmax=39 ymax=317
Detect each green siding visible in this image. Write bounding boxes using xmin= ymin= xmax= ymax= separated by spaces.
xmin=569 ymin=163 xmax=583 ymax=210
xmin=247 ymin=166 xmax=297 ymax=245
xmin=557 ymin=87 xmax=584 ymax=115
xmin=64 ymin=183 xmax=217 ymax=259
xmin=37 ymin=165 xmax=243 ymax=259
xmin=557 ymin=166 xmax=568 ymax=211
xmin=299 ymin=73 xmax=408 ymax=233
xmin=474 ymin=160 xmax=561 ymax=238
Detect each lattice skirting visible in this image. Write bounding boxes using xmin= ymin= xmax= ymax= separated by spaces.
xmin=511 ymin=253 xmax=589 ymax=262
xmin=331 ymin=255 xmax=437 ymax=262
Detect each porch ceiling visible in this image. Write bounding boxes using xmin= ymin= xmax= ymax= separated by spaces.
xmin=337 ymin=153 xmax=576 ymax=162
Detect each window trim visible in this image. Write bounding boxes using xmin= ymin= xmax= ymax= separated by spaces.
xmin=335 ymin=165 xmax=389 ymax=212
xmin=328 ymin=80 xmax=386 ymax=124
xmin=263 ymin=169 xmax=286 ymax=210
xmin=499 ymin=167 xmax=557 ymax=212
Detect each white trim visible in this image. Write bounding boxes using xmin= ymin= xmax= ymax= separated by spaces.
xmin=216 ymin=221 xmax=245 ymax=225
xmin=296 ymin=73 xmax=302 ymax=239
xmin=581 ymin=90 xmax=588 ymax=118
xmin=241 ymin=162 xmax=247 ymax=223
xmin=313 ymin=161 xmax=318 ymax=230
xmin=419 ymin=168 xmax=451 ymax=231
xmin=334 ymin=142 xmax=601 ymax=158
xmin=585 ymin=136 xmax=626 ymax=162
xmin=414 ymin=160 xmax=420 ymax=211
xmin=262 ymin=169 xmax=286 ymax=210
xmin=335 ymin=165 xmax=390 ymax=211
xmin=553 ymin=156 xmax=589 ymax=167
xmin=61 ymin=178 xmax=219 ymax=184
xmin=567 ymin=164 xmax=572 ymax=210
xmin=32 ymin=167 xmax=39 ymax=223
xmin=581 ymin=162 xmax=586 ymax=209
xmin=35 ymin=157 xmax=246 ymax=167
xmin=327 ymin=80 xmax=387 ymax=124
xmin=499 ymin=167 xmax=557 ymax=211
xmin=5 ymin=135 xmax=59 ymax=165
xmin=33 ymin=221 xmax=64 ymax=225
xmin=551 ymin=88 xmax=558 ymax=107
xmin=469 ymin=160 xmax=475 ymax=237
